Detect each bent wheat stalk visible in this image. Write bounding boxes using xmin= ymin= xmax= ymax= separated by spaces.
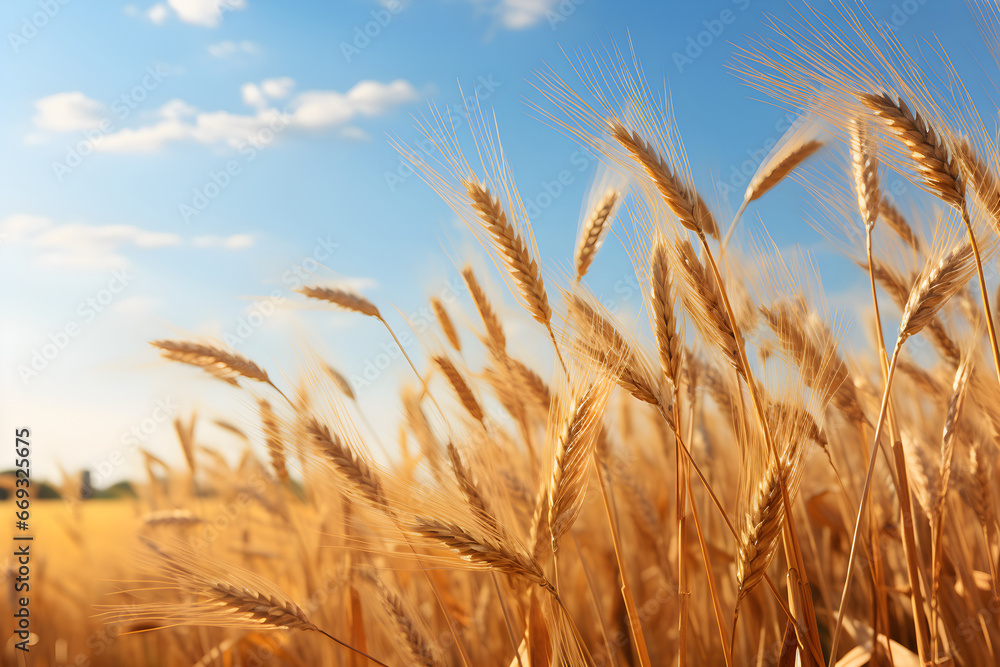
xmin=575 ymin=188 xmax=620 ymax=282
xmin=722 ymin=136 xmax=824 ymax=248
xmin=151 ymin=339 xmax=289 ymax=402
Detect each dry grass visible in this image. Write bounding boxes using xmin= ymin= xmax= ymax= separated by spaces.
xmin=23 ymin=11 xmax=1000 ymax=667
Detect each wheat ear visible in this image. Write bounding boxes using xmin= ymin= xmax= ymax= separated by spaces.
xmin=574 ymin=188 xmax=619 ymax=282
xmin=411 ymin=517 xmax=558 ymax=597
xmin=463 ymin=179 xmax=566 ymax=372
xmin=258 ymin=398 xmax=288 ymax=484
xmin=461 ymin=264 xmax=506 ymax=353
xmin=547 ymin=383 xmax=610 ymax=552
xmin=131 ymin=540 xmax=389 ymax=666
xmin=433 ymin=355 xmax=484 ymax=424
xmin=672 ymin=238 xmax=742 ymax=373
xmin=298 ymin=285 xmax=440 ymax=411
xmin=323 ymin=362 xmax=356 ymax=400
xmin=367 ymin=573 xmax=438 ymax=667
xmin=650 ymin=237 xmax=682 ymax=387
xmin=858 ymin=92 xmax=964 ymax=207
xmin=609 ymin=121 xmax=718 ymax=238
xmin=431 ymin=297 xmax=462 ymax=352
xmin=878 ymin=200 xmax=921 ymax=251
xmin=151 ymin=340 xmax=287 ymax=400
xmin=723 ymin=137 xmax=824 ymax=247
xmin=567 ymin=293 xmax=662 ymax=408
xmin=861 ymin=94 xmax=1000 ymax=393
xmin=307 ymin=419 xmax=389 ymax=513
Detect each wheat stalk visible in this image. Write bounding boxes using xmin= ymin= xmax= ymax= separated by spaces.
xmin=461 ymin=264 xmax=506 ymax=353
xmin=307 ymin=419 xmax=389 ymax=512
xmin=323 ymin=363 xmax=357 ymax=400
xmin=672 ymin=238 xmax=742 ymax=374
xmin=297 ymin=286 xmax=382 ymax=319
xmin=433 ymin=355 xmax=484 ymax=424
xmin=547 ymin=383 xmax=610 ymax=552
xmin=650 ymin=237 xmax=682 ymax=387
xmin=575 ymin=188 xmax=619 ymax=282
xmin=463 ymin=179 xmax=566 ymax=372
xmin=258 ymin=398 xmax=288 ymax=484
xmin=431 ymin=297 xmax=462 ymax=352
xmin=609 ymin=121 xmax=718 ymax=239
xmin=878 ymin=200 xmax=921 ymax=251
xmin=151 ymin=340 xmax=284 ymax=397
xmin=411 ymin=517 xmax=557 ymax=596
xmin=859 ymin=92 xmax=964 ymax=208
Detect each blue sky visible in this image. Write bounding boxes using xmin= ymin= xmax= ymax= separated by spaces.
xmin=1 ymin=0 xmax=990 ymax=484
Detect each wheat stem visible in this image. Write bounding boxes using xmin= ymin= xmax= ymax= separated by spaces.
xmin=687 ymin=479 xmax=732 ymax=667
xmin=594 ymin=457 xmax=652 ymax=667
xmin=721 ymin=198 xmax=750 ymax=250
xmin=828 ymin=341 xmax=903 ymax=666
xmin=959 ymin=207 xmax=1000 ymax=392
xmin=695 ymin=233 xmax=823 ymax=662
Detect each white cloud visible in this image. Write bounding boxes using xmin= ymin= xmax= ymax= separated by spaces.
xmin=0 ymin=216 xmax=252 ymax=271
xmin=191 ymin=234 xmax=254 ymax=249
xmin=292 ymin=80 xmax=418 ymax=128
xmin=241 ymin=82 xmax=266 ymax=108
xmin=207 ymin=40 xmax=258 ymax=57
xmin=147 ymin=3 xmax=169 ymax=24
xmin=0 ymin=214 xmax=51 ymax=242
xmin=33 ymin=92 xmax=107 ymax=132
xmin=30 ymin=223 xmax=181 ymax=270
xmin=498 ymin=0 xmax=558 ymax=29
xmin=112 ymin=295 xmax=160 ymax=316
xmin=260 ymin=77 xmax=294 ymax=100
xmin=29 ymin=78 xmax=418 ymax=152
xmin=167 ymin=0 xmax=246 ymax=27
xmin=458 ymin=0 xmax=558 ymax=29
xmin=242 ymin=77 xmax=295 ymax=109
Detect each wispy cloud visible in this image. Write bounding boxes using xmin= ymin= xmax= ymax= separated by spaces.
xmin=28 ymin=78 xmax=421 ymax=152
xmin=495 ymin=0 xmax=559 ymax=29
xmin=0 ymin=215 xmax=253 ymax=270
xmin=207 ymin=40 xmax=259 ymax=58
xmin=33 ymin=92 xmax=108 ymax=132
xmin=136 ymin=0 xmax=248 ymax=27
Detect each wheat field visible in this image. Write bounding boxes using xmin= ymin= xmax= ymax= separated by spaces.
xmin=9 ymin=5 xmax=1000 ymax=667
